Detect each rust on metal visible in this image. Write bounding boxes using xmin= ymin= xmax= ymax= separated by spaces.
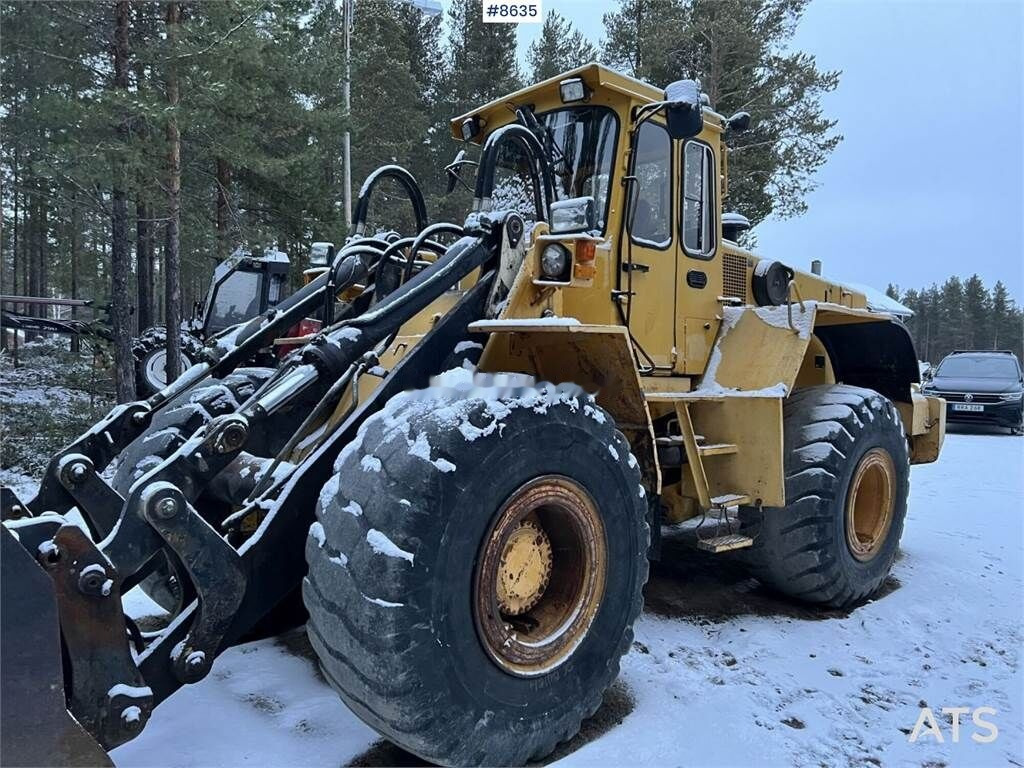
xmin=845 ymin=447 xmax=896 ymax=561
xmin=474 ymin=475 xmax=607 ymax=677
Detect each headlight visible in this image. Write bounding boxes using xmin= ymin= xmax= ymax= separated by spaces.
xmin=540 ymin=244 xmax=570 ymax=279
xmin=1000 ymin=392 xmax=1023 ymax=401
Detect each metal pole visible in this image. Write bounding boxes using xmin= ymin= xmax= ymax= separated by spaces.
xmin=342 ymin=0 xmax=353 ymax=235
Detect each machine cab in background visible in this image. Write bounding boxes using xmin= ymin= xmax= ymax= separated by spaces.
xmin=200 ymin=248 xmax=290 ymax=336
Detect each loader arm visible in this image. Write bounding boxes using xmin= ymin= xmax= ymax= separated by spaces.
xmin=0 ymin=221 xmax=508 ymax=762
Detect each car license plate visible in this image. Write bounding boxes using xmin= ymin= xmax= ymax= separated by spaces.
xmin=953 ymin=403 xmax=984 ymax=412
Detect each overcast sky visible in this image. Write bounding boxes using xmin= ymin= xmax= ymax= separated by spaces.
xmin=445 ymin=0 xmax=1024 ymax=300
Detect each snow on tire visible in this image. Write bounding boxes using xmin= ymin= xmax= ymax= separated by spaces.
xmin=303 ymin=374 xmax=649 ymax=766
xmin=133 ymin=326 xmax=204 ymax=397
xmin=738 ymin=384 xmax=910 ymax=609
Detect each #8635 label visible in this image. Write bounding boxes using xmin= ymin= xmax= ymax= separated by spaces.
xmin=483 ymin=0 xmax=542 ymax=23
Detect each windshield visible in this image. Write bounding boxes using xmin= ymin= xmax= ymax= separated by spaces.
xmin=209 ymin=270 xmax=262 ymax=330
xmin=492 ymin=106 xmax=618 ymax=234
xmin=936 ymin=355 xmax=1019 ymax=379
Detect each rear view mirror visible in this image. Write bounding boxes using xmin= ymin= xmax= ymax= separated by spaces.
xmin=550 ymin=196 xmax=596 ymax=234
xmin=444 ymin=149 xmax=477 ymax=195
xmin=664 ymin=79 xmax=704 ymax=140
xmin=726 ymin=111 xmax=752 ymax=133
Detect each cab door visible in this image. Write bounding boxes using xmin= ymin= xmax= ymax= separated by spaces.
xmin=624 ymin=119 xmax=678 ymax=370
xmin=675 ymin=137 xmax=722 ymax=374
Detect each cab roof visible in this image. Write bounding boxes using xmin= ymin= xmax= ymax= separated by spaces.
xmin=448 ymin=63 xmax=721 ymax=141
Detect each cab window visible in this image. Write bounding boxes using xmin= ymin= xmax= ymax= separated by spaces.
xmin=629 ymin=121 xmax=672 ymax=248
xmin=682 ymin=140 xmax=715 ymax=258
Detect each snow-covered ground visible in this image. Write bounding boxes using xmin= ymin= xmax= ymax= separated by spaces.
xmin=101 ymin=427 xmax=1022 ymax=767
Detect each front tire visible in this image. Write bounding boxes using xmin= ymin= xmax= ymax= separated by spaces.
xmin=738 ymin=384 xmax=909 ymax=609
xmin=303 ymin=378 xmax=649 ymax=766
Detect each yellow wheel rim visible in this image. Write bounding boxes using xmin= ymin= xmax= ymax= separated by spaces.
xmin=845 ymin=448 xmax=896 ymax=561
xmin=474 ymin=476 xmax=606 ymax=677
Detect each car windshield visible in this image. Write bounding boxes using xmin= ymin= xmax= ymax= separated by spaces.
xmin=492 ymin=106 xmax=618 ymax=234
xmin=936 ymin=355 xmax=1019 ymax=379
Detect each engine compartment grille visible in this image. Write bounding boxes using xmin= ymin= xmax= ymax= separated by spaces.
xmin=722 ymin=252 xmax=748 ymax=303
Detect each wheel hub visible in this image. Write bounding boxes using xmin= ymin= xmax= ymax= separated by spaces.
xmin=474 ymin=475 xmax=607 ymax=677
xmin=145 ymin=349 xmax=169 ymax=389
xmin=845 ymin=447 xmax=895 ymax=561
xmin=495 ymin=520 xmax=552 ymax=616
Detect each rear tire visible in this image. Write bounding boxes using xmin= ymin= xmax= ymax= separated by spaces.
xmin=134 ymin=327 xmax=204 ymax=397
xmin=304 ymin=378 xmax=649 ymax=766
xmin=738 ymin=384 xmax=909 ymax=609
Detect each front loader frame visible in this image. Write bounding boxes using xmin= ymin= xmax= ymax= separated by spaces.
xmin=2 ymin=121 xmax=547 ymax=761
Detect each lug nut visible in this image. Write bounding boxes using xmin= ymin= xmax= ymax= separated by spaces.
xmin=154 ymin=497 xmax=179 ymax=520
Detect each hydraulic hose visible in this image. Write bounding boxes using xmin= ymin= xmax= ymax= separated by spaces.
xmin=352 ymin=165 xmax=429 ymax=238
xmin=371 ymin=236 xmax=449 ymax=303
xmin=472 ymin=123 xmax=555 ymax=223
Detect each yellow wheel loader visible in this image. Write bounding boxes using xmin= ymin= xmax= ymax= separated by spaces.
xmin=0 ymin=64 xmax=945 ymax=767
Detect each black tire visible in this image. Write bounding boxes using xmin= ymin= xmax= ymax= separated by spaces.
xmin=303 ymin=379 xmax=649 ymax=766
xmin=112 ymin=367 xmax=276 ymax=612
xmin=134 ymin=326 xmax=204 ymax=397
xmin=738 ymin=384 xmax=909 ymax=609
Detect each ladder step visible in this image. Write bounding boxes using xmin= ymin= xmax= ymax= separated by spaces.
xmin=655 ymin=434 xmax=703 ymax=446
xmin=711 ymin=493 xmax=750 ymax=508
xmin=698 ymin=442 xmax=738 ymax=456
xmin=696 ymin=533 xmax=754 ymax=553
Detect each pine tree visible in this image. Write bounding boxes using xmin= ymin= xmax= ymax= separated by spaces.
xmin=962 ymin=274 xmax=990 ymax=350
xmin=601 ymin=0 xmax=686 ymax=84
xmin=937 ymin=277 xmax=965 ymax=358
xmin=990 ymin=280 xmax=1024 ymax=358
xmin=602 ymin=0 xmax=840 ymax=224
xmin=991 ymin=281 xmax=1011 ymax=349
xmin=444 ymin=0 xmax=521 ymax=116
xmin=110 ymin=0 xmax=136 ymax=400
xmin=527 ymin=10 xmax=597 ymax=81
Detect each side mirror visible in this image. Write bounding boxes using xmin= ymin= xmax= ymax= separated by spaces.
xmin=726 ymin=111 xmax=752 ymax=133
xmin=444 ymin=149 xmax=477 ymax=195
xmin=663 ymin=79 xmax=704 ymax=140
xmin=550 ymin=196 xmax=596 ymax=234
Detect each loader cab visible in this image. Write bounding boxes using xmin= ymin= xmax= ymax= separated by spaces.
xmin=450 ymin=64 xmax=738 ymax=376
xmin=201 ymin=248 xmax=290 ymax=336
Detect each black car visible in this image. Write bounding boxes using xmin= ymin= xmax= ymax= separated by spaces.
xmin=922 ymin=350 xmax=1024 ymax=434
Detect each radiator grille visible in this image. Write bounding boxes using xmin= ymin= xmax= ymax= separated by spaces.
xmin=934 ymin=391 xmax=1002 ymax=404
xmin=722 ymin=252 xmax=748 ymax=303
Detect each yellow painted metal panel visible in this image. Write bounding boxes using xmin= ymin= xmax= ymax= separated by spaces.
xmin=688 ymin=396 xmax=785 ymax=507
xmin=700 ymin=306 xmax=814 ymax=393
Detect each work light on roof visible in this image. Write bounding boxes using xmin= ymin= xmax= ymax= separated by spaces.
xmin=559 ymin=77 xmax=589 ymax=104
